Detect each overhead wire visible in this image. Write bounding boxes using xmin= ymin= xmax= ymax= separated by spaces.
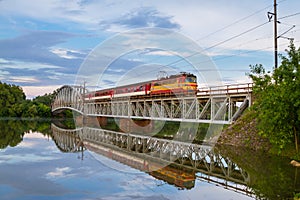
xmin=91 ymin=0 xmax=296 ymax=89
xmin=196 ymin=3 xmax=273 ymax=41
xmin=94 ymin=19 xmax=272 ymax=89
xmin=179 ymin=39 xmax=300 ymax=70
xmin=162 ymin=21 xmax=270 ymax=69
xmin=163 ymin=0 xmax=297 ymax=69
xmin=279 ymin=12 xmax=300 ymax=20
xmin=136 ymin=1 xmax=277 ymax=66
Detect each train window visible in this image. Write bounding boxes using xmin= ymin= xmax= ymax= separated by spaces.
xmin=186 ymin=77 xmax=196 ymax=83
xmin=139 ymin=86 xmax=143 ymax=91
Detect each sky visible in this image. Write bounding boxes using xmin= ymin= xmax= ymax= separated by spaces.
xmin=0 ymin=0 xmax=300 ymax=98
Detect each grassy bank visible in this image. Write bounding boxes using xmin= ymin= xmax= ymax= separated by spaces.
xmin=217 ymin=108 xmax=300 ymax=160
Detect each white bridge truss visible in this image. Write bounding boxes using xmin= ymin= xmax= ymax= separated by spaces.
xmin=81 ymin=127 xmax=251 ymax=186
xmin=50 ymin=123 xmax=254 ymax=196
xmin=52 ymin=85 xmax=86 ymax=114
xmin=52 ymin=83 xmax=252 ymax=124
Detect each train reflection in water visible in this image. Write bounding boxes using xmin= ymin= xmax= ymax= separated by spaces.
xmin=51 ymin=123 xmax=253 ymax=194
xmin=85 ymin=140 xmax=196 ymax=189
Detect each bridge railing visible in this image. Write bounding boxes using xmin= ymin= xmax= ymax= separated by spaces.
xmin=197 ymin=83 xmax=253 ymax=96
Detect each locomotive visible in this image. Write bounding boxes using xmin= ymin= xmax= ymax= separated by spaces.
xmin=85 ymin=72 xmax=197 ymax=100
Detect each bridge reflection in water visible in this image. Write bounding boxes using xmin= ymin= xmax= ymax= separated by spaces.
xmin=51 ymin=123 xmax=254 ymax=196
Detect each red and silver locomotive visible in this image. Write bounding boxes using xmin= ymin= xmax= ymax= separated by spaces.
xmin=85 ymin=72 xmax=197 ymax=101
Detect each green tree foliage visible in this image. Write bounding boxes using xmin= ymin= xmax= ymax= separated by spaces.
xmin=0 ymin=82 xmax=55 ymax=118
xmin=249 ymin=41 xmax=300 ymax=153
xmin=0 ymin=82 xmax=25 ymax=117
xmin=33 ymin=93 xmax=55 ymax=107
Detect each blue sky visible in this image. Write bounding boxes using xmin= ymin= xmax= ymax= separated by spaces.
xmin=0 ymin=0 xmax=299 ymax=98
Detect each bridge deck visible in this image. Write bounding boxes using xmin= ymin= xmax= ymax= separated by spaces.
xmin=52 ymin=83 xmax=252 ymax=124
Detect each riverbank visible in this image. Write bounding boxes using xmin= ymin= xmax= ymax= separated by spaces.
xmin=217 ymin=109 xmax=300 ymax=160
xmin=217 ymin=109 xmax=271 ymax=152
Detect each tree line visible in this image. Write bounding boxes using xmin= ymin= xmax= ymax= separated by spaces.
xmin=249 ymin=41 xmax=300 ymax=154
xmin=0 ymin=82 xmax=55 ymax=118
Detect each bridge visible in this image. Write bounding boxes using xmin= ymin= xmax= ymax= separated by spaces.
xmin=51 ymin=123 xmax=254 ymax=196
xmin=52 ymin=83 xmax=252 ymax=124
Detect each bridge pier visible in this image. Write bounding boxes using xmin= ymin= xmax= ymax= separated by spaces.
xmin=77 ymin=116 xmax=108 ymax=128
xmin=119 ymin=118 xmax=154 ymax=134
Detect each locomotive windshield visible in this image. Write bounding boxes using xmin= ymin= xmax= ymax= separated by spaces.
xmin=185 ymin=76 xmax=196 ymax=83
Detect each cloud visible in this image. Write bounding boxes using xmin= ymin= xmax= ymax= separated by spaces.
xmin=22 ymin=85 xmax=62 ymax=98
xmin=143 ymin=49 xmax=176 ymax=56
xmin=0 ymin=153 xmax=58 ymax=164
xmin=50 ymin=48 xmax=85 ymax=59
xmin=0 ymin=58 xmax=62 ymax=71
xmin=46 ymin=167 xmax=72 ymax=178
xmin=0 ymin=30 xmax=85 ymax=90
xmin=0 ymin=58 xmax=77 ymax=88
xmin=0 ymin=69 xmax=10 ymax=80
xmin=0 ymin=30 xmax=79 ymax=63
xmin=99 ymin=7 xmax=180 ymax=31
xmin=8 ymin=76 xmax=39 ymax=83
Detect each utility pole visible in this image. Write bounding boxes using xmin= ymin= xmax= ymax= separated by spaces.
xmin=274 ymin=0 xmax=278 ymax=69
xmin=268 ymin=0 xmax=278 ymax=69
xmin=83 ymin=81 xmax=86 ymax=114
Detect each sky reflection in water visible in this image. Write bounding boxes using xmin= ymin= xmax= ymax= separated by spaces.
xmin=0 ymin=131 xmax=254 ymax=200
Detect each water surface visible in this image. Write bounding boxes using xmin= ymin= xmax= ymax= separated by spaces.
xmin=0 ymin=119 xmax=299 ymax=200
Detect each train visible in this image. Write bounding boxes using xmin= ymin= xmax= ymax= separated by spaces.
xmin=85 ymin=72 xmax=197 ymax=100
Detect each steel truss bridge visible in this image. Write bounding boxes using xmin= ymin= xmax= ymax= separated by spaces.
xmin=51 ymin=123 xmax=255 ymax=196
xmin=52 ymin=83 xmax=252 ymax=124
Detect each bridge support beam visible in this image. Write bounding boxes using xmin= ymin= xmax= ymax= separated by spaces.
xmin=52 ymin=83 xmax=253 ymax=125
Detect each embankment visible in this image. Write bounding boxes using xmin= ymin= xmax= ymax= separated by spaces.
xmin=217 ymin=109 xmax=271 ymax=152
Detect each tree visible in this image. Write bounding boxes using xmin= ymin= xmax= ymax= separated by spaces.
xmin=249 ymin=41 xmax=300 ymax=153
xmin=0 ymin=81 xmax=58 ymax=118
xmin=0 ymin=82 xmax=26 ymax=117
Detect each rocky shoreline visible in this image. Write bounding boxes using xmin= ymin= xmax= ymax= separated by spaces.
xmin=217 ymin=110 xmax=271 ymax=152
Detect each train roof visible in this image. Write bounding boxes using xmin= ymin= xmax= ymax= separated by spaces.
xmin=88 ymin=72 xmax=196 ymax=93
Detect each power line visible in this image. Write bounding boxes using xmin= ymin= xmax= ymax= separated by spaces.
xmin=94 ymin=20 xmax=274 ymax=89
xmin=178 ymin=39 xmax=300 ymax=68
xmin=205 ymin=22 xmax=270 ymax=51
xmin=196 ymin=4 xmax=273 ymax=41
xmin=197 ymin=0 xmax=287 ymax=42
xmin=138 ymin=2 xmax=278 ymax=65
xmin=279 ymin=12 xmax=300 ymax=20
xmin=164 ymin=21 xmax=270 ymax=68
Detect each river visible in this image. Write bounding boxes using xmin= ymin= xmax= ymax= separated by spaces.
xmin=0 ymin=119 xmax=299 ymax=200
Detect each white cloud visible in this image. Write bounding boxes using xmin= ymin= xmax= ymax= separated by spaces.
xmin=144 ymin=50 xmax=176 ymax=56
xmin=0 ymin=153 xmax=58 ymax=164
xmin=0 ymin=58 xmax=62 ymax=71
xmin=1 ymin=0 xmax=299 ymax=54
xmin=22 ymin=85 xmax=62 ymax=98
xmin=0 ymin=70 xmax=10 ymax=81
xmin=0 ymin=58 xmax=11 ymax=64
xmin=8 ymin=76 xmax=39 ymax=83
xmin=50 ymin=48 xmax=85 ymax=59
xmin=46 ymin=167 xmax=72 ymax=178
